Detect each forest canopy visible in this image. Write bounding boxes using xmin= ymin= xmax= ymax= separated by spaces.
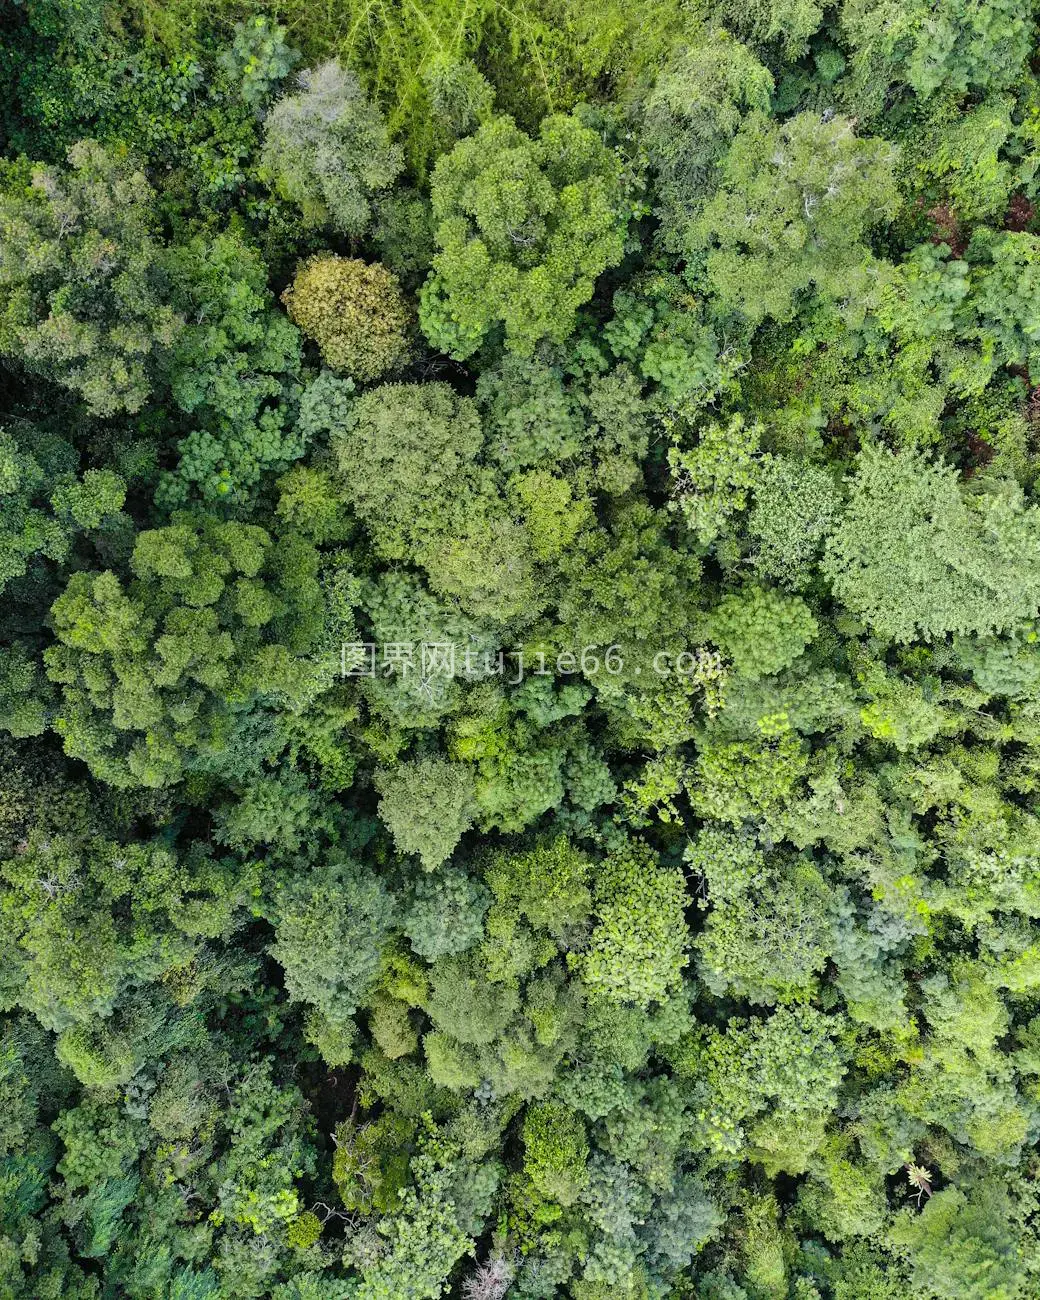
xmin=3 ymin=1 xmax=1040 ymax=1297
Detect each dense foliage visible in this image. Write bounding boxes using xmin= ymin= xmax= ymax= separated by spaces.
xmin=4 ymin=2 xmax=1040 ymax=1297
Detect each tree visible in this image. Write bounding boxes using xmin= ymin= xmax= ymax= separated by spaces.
xmin=971 ymin=231 xmax=1040 ymax=376
xmin=0 ymin=142 xmax=181 ymax=414
xmin=0 ymin=644 xmax=52 ymax=738
xmin=424 ymin=954 xmax=519 ymax=1050
xmin=889 ymin=1185 xmax=1025 ymax=1300
xmin=718 ymin=0 xmax=825 ymax=58
xmin=0 ymin=832 xmax=193 ymax=1033
xmin=10 ymin=12 xmax=1040 ymax=1300
xmin=330 ymin=381 xmax=484 ymax=562
xmin=44 ymin=513 xmax=325 ymax=787
xmin=554 ymin=497 xmax=701 ymax=658
xmin=521 ymin=1101 xmax=589 ymax=1206
xmin=281 ymin=256 xmax=412 ymax=382
xmin=351 ymin=1129 xmax=474 ymax=1300
xmin=360 ymin=569 xmax=498 ymax=728
xmin=643 ymin=33 xmax=773 ymax=253
xmin=218 ymin=16 xmax=299 ymax=112
xmin=690 ymin=1007 xmax=846 ymax=1167
xmin=376 ymin=758 xmax=477 ymax=870
xmin=840 ymin=0 xmax=1032 ymax=115
xmin=403 ymin=870 xmax=489 ymax=960
xmin=686 ymin=830 xmax=836 ymax=1004
xmin=420 ymin=111 xmax=628 ymax=358
xmin=332 ymin=381 xmax=543 ymax=622
xmin=210 ymin=1059 xmax=315 ymax=1245
xmin=710 ymin=585 xmax=818 ymax=679
xmin=484 ymin=837 xmax=592 ymax=941
xmin=270 ymin=859 xmax=393 ymax=1028
xmin=0 ymin=427 xmax=73 ymax=595
xmin=823 ymin=445 xmax=1040 ymax=641
xmin=669 ymin=415 xmax=761 ymax=548
xmin=161 ymin=232 xmax=304 ymax=505
xmin=261 ymin=61 xmax=402 ymax=233
xmin=475 ymin=352 xmax=583 ymax=473
xmin=688 ymin=111 xmax=900 ymax=325
xmin=571 ymin=840 xmax=689 ymax=1008
xmin=748 ymin=456 xmax=841 ymax=589
xmin=332 ymin=1112 xmax=414 ymax=1214
xmin=602 ymin=273 xmax=733 ymax=409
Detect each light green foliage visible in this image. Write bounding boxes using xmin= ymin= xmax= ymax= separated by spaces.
xmin=580 ymin=364 xmax=653 ymax=493
xmin=690 ymin=730 xmax=808 ymax=827
xmin=476 ymin=352 xmax=583 ymax=472
xmin=690 ymin=112 xmax=900 ymax=325
xmin=52 ymin=1094 xmax=145 ymax=1257
xmin=798 ymin=1139 xmax=889 ymax=1243
xmin=420 ymin=503 xmax=540 ymax=623
xmin=0 ymin=428 xmax=74 ymax=594
xmin=361 ymin=571 xmax=497 ymax=728
xmin=720 ymin=0 xmax=825 ymax=58
xmin=711 ymin=585 xmax=818 ymax=679
xmin=261 ymin=60 xmax=402 ymax=233
xmin=0 ymin=829 xmax=254 ymax=1046
xmin=840 ymin=0 xmax=1033 ymax=112
xmin=275 ymin=465 xmax=351 ymax=544
xmin=686 ymin=830 xmax=836 ymax=1003
xmin=270 ymin=860 xmax=393 ymax=1027
xmin=420 ymin=111 xmax=628 ymax=358
xmin=748 ymin=456 xmax=841 ymax=588
xmin=692 ymin=1006 xmax=846 ymax=1167
xmin=351 ymin=1130 xmax=472 ymax=1300
xmin=425 ymin=953 xmax=519 ymax=1047
xmin=889 ymin=1185 xmax=1025 ymax=1300
xmin=0 ymin=643 xmax=51 ymax=737
xmin=332 ymin=380 xmax=544 ymax=622
xmin=972 ymin=231 xmax=1040 ymax=374
xmin=817 ymin=1244 xmax=908 ymax=1299
xmin=643 ymin=33 xmax=773 ymax=253
xmin=211 ymin=1060 xmax=314 ymax=1238
xmin=466 ymin=723 xmax=569 ymax=833
xmin=572 ymin=839 xmax=689 ymax=1008
xmin=824 ymin=445 xmax=1040 ymax=641
xmin=376 ymin=758 xmax=476 ymax=870
xmin=54 ymin=1096 xmax=144 ymax=1187
xmin=906 ymin=98 xmax=1015 ymax=226
xmin=879 ymin=239 xmax=972 ymax=346
xmin=162 ymin=232 xmax=304 ymax=503
xmin=270 ymin=0 xmax=501 ymax=174
xmin=603 ymin=274 xmax=732 ymax=407
xmin=419 ymin=882 xmax=586 ymax=1100
xmin=218 ymin=17 xmax=299 ymax=112
xmin=331 ymin=380 xmax=483 ymax=562
xmin=403 ymin=870 xmax=489 ymax=960
xmin=484 ymin=837 xmax=593 ymax=940
xmin=421 ymin=57 xmax=494 ymax=144
xmin=669 ymin=415 xmax=761 ymax=547
xmin=332 ymin=1112 xmax=414 ymax=1214
xmin=44 ymin=513 xmax=323 ymax=786
xmin=857 ymin=666 xmax=946 ymax=751
xmin=7 ymin=9 xmax=1040 ymax=1300
xmin=555 ymin=497 xmax=700 ymax=655
xmin=509 ymin=470 xmax=591 ymax=561
xmin=0 ymin=141 xmax=181 ymax=414
xmin=49 ymin=469 xmax=125 ymax=530
xmin=282 ymin=255 xmax=412 ymax=382
xmin=522 ymin=1101 xmax=589 ymax=1206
